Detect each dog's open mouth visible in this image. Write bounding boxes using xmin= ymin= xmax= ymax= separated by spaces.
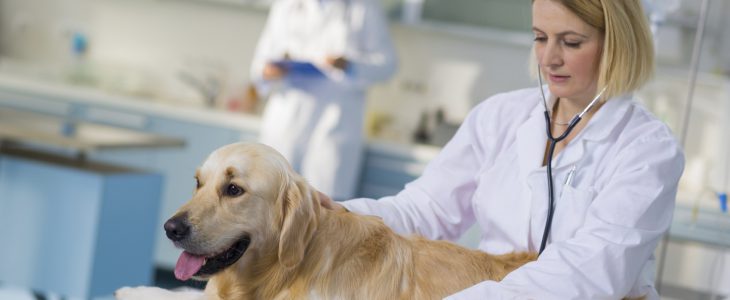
xmin=174 ymin=236 xmax=251 ymax=281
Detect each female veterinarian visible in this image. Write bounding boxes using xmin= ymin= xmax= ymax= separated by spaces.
xmin=323 ymin=0 xmax=685 ymax=299
xmin=250 ymin=0 xmax=397 ymax=200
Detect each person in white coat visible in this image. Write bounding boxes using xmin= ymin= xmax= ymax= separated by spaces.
xmin=250 ymin=0 xmax=397 ymax=200
xmin=322 ymin=0 xmax=684 ymax=299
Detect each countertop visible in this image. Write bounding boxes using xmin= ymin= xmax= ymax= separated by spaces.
xmin=0 ymin=70 xmax=443 ymax=163
xmin=0 ymin=72 xmax=261 ymax=132
xmin=0 ymin=107 xmax=185 ymax=156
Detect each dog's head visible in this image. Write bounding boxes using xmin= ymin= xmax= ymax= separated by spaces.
xmin=164 ymin=142 xmax=320 ymax=281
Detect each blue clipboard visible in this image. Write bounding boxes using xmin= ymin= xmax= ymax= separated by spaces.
xmin=273 ymin=60 xmax=326 ymax=78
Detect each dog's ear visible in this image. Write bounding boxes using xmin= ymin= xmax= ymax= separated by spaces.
xmin=278 ymin=175 xmax=319 ymax=269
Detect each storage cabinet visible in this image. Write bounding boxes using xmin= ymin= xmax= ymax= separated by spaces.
xmin=358 ymin=142 xmax=438 ymax=199
xmin=0 ymin=148 xmax=162 ymax=299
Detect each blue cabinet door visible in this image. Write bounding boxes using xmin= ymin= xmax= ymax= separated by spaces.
xmin=0 ymin=152 xmax=162 ymax=298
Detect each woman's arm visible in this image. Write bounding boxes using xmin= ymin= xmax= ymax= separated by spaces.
xmin=342 ymin=102 xmax=495 ymax=240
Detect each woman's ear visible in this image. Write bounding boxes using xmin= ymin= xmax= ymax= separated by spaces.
xmin=277 ymin=176 xmax=319 ymax=269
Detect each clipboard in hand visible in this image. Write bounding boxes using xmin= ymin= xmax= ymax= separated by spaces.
xmin=273 ymin=60 xmax=326 ymax=78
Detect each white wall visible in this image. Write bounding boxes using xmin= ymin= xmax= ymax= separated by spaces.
xmin=367 ymin=23 xmax=532 ymax=142
xmin=0 ymin=0 xmax=93 ymax=62
xmin=85 ymin=0 xmax=266 ymax=94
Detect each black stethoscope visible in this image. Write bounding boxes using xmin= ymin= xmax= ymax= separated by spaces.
xmin=536 ymin=65 xmax=606 ymax=256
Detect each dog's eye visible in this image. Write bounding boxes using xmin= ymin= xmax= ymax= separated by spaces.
xmin=226 ymin=184 xmax=244 ymax=197
xmin=195 ymin=178 xmax=201 ymax=189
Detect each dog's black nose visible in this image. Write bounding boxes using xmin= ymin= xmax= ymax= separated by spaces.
xmin=164 ymin=214 xmax=190 ymax=241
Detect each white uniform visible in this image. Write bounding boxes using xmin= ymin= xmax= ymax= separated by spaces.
xmin=343 ymin=87 xmax=685 ymax=299
xmin=251 ymin=0 xmax=397 ymax=199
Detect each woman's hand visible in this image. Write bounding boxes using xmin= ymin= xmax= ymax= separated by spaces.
xmin=263 ymin=63 xmax=286 ymax=80
xmin=318 ymin=191 xmax=348 ymax=213
xmin=325 ymin=56 xmax=349 ymax=71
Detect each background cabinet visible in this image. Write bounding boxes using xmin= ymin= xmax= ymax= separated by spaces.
xmin=0 ymin=142 xmax=163 ymax=299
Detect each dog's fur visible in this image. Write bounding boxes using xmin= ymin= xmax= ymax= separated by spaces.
xmin=118 ymin=142 xmax=539 ymax=299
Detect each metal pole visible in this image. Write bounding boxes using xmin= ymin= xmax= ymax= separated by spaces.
xmin=656 ymin=0 xmax=711 ymax=294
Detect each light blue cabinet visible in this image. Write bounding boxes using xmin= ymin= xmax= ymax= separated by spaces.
xmin=358 ymin=143 xmax=437 ymax=199
xmin=0 ymin=149 xmax=162 ymax=299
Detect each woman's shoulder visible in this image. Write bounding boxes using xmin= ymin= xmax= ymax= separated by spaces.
xmin=597 ymin=97 xmax=685 ymax=187
xmin=603 ymin=96 xmax=684 ymax=168
xmin=621 ymin=97 xmax=680 ymax=145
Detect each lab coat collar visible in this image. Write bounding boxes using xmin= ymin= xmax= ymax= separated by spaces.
xmin=578 ymin=93 xmax=633 ymax=142
xmin=539 ymin=87 xmax=632 ymax=142
xmin=556 ymin=91 xmax=632 ymax=170
xmin=516 ymin=88 xmax=634 ymax=174
xmin=531 ymin=85 xmax=633 ymax=135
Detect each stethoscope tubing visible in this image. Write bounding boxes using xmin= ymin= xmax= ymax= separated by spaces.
xmin=539 ymin=112 xmax=582 ymax=255
xmin=536 ymin=65 xmax=605 ymax=256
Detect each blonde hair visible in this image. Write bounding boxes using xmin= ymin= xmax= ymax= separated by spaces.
xmin=530 ymin=0 xmax=655 ymax=100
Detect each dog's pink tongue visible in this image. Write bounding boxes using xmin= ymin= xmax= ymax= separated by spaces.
xmin=175 ymin=251 xmax=205 ymax=281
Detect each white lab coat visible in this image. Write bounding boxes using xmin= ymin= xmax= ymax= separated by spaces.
xmin=251 ymin=0 xmax=397 ymax=199
xmin=343 ymin=87 xmax=685 ymax=299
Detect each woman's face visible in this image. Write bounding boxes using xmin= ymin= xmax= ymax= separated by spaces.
xmin=532 ymin=0 xmax=603 ymax=103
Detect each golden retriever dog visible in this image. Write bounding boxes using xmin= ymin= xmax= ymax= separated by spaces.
xmin=116 ymin=142 xmax=536 ymax=300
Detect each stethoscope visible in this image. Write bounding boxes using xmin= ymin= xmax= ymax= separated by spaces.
xmin=536 ymin=65 xmax=607 ymax=256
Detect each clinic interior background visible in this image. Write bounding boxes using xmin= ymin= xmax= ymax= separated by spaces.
xmin=0 ymin=0 xmax=729 ymax=298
